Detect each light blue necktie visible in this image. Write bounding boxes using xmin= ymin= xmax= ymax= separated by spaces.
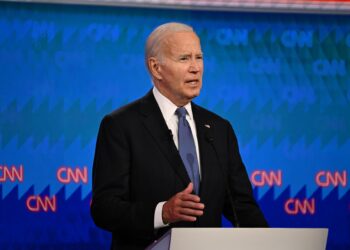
xmin=176 ymin=107 xmax=200 ymax=194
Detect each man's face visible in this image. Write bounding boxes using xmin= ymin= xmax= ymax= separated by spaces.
xmin=155 ymin=31 xmax=203 ymax=107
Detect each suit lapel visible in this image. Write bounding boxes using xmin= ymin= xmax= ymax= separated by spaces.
xmin=138 ymin=91 xmax=191 ymax=187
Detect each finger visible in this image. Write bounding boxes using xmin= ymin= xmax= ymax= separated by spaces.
xmin=183 ymin=182 xmax=193 ymax=194
xmin=181 ymin=201 xmax=205 ymax=210
xmin=180 ymin=193 xmax=201 ymax=203
xmin=177 ymin=214 xmax=198 ymax=222
xmin=180 ymin=208 xmax=204 ymax=217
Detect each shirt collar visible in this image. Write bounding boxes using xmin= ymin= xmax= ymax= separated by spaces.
xmin=152 ymin=87 xmax=194 ymax=122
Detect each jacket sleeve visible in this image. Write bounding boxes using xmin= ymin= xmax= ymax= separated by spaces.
xmin=223 ymin=121 xmax=269 ymax=227
xmin=90 ymin=114 xmax=157 ymax=239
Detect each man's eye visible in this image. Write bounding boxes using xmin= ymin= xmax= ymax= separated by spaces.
xmin=196 ymin=56 xmax=203 ymax=60
xmin=179 ymin=57 xmax=188 ymax=61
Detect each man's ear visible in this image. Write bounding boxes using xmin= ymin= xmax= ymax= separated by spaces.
xmin=148 ymin=57 xmax=162 ymax=80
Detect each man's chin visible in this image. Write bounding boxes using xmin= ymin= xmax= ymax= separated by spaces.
xmin=188 ymin=85 xmax=201 ymax=94
xmin=187 ymin=91 xmax=201 ymax=101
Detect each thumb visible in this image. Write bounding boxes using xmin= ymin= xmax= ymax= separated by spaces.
xmin=183 ymin=182 xmax=193 ymax=194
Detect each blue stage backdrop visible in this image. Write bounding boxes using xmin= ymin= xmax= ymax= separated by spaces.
xmin=0 ymin=2 xmax=349 ymax=249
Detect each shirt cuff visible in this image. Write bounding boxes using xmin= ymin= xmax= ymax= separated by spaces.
xmin=154 ymin=201 xmax=169 ymax=229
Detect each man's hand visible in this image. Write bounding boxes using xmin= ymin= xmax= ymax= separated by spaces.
xmin=162 ymin=183 xmax=205 ymax=224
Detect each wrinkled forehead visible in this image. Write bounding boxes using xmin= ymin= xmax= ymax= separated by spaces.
xmin=162 ymin=31 xmax=202 ymax=55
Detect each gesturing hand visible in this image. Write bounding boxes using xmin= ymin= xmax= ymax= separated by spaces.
xmin=162 ymin=183 xmax=205 ymax=224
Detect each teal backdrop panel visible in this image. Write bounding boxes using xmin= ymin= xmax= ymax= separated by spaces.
xmin=0 ymin=2 xmax=349 ymax=249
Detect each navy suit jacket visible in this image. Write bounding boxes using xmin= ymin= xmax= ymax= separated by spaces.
xmin=91 ymin=90 xmax=268 ymax=249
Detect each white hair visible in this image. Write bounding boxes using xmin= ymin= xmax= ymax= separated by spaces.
xmin=145 ymin=22 xmax=194 ymax=73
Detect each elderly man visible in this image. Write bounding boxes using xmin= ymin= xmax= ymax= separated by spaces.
xmin=91 ymin=22 xmax=268 ymax=250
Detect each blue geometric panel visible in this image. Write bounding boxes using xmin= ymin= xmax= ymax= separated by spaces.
xmin=0 ymin=2 xmax=349 ymax=249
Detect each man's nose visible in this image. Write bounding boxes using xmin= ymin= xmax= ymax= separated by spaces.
xmin=189 ymin=59 xmax=200 ymax=73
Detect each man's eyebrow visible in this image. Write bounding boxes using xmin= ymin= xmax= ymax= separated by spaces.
xmin=177 ymin=52 xmax=203 ymax=57
xmin=177 ymin=53 xmax=191 ymax=58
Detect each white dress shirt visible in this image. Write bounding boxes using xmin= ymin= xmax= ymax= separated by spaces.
xmin=152 ymin=86 xmax=201 ymax=228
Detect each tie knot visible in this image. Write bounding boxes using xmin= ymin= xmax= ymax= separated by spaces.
xmin=175 ymin=107 xmax=187 ymax=118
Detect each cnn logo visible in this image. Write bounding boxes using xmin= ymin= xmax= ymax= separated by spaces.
xmin=315 ymin=170 xmax=347 ymax=187
xmin=26 ymin=195 xmax=57 ymax=212
xmin=251 ymin=170 xmax=282 ymax=187
xmin=0 ymin=164 xmax=24 ymax=182
xmin=284 ymin=198 xmax=315 ymax=215
xmin=57 ymin=166 xmax=88 ymax=184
